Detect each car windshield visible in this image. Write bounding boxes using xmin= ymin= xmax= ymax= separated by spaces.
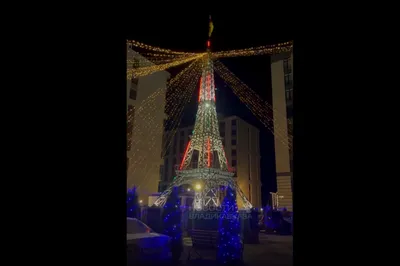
xmin=127 ymin=218 xmax=153 ymax=234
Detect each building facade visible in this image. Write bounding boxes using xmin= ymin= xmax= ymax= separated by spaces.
xmin=160 ymin=115 xmax=262 ymax=208
xmin=127 ymin=44 xmax=170 ymax=204
xmin=271 ymin=51 xmax=293 ymax=211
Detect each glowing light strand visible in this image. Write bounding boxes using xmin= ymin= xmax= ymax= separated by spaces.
xmin=129 ymin=61 xmax=200 ymax=157
xmin=128 ymin=61 xmax=202 ymax=181
xmin=127 ymin=40 xmax=199 ymax=55
xmin=212 ymin=41 xmax=293 ymax=59
xmin=214 ymin=60 xmax=292 ymax=149
xmin=214 ymin=59 xmax=292 ymax=131
xmin=216 ymin=68 xmax=292 ymax=148
xmin=127 ymin=53 xmax=205 ymax=78
xmin=131 ymin=69 xmax=200 ymax=189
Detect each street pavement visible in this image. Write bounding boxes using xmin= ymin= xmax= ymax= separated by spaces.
xmin=181 ymin=233 xmax=293 ymax=266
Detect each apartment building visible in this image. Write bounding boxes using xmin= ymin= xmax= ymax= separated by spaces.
xmin=127 ymin=44 xmax=170 ymax=204
xmin=271 ymin=51 xmax=293 ymax=211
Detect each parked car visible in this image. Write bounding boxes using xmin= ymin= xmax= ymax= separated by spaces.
xmin=127 ymin=218 xmax=171 ymax=264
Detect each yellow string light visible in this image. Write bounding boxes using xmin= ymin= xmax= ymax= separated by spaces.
xmin=214 ymin=60 xmax=292 ymax=149
xmin=127 ymin=38 xmax=294 ymax=181
xmin=141 ymin=52 xmax=194 ymax=58
xmin=212 ymin=41 xmax=293 ymax=59
xmin=127 ymin=53 xmax=205 ymax=79
xmin=127 ymin=59 xmax=200 ymax=126
xmin=215 ymin=67 xmax=291 ymax=145
xmin=129 ymin=60 xmax=201 ymax=165
xmin=127 ymin=52 xmax=200 ymax=67
xmin=127 ymin=57 xmax=184 ymax=66
xmin=213 ymin=59 xmax=292 ymax=132
xmin=128 ymin=64 xmax=201 ymax=180
xmin=127 ymin=40 xmax=199 ymax=55
xmin=128 ymin=60 xmax=201 ymax=144
xmin=162 ymin=68 xmax=201 ymax=158
xmin=127 ymin=60 xmax=202 ymax=173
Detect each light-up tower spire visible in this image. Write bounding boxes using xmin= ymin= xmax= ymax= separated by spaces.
xmin=153 ymin=16 xmax=252 ymax=210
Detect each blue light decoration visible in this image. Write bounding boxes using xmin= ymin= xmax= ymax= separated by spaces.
xmin=217 ymin=186 xmax=242 ymax=264
xmin=127 ymin=186 xmax=139 ymax=218
xmin=162 ymin=186 xmax=183 ymax=261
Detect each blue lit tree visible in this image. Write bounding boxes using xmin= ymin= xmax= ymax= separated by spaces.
xmin=127 ymin=186 xmax=139 ymax=218
xmin=217 ymin=186 xmax=242 ymax=263
xmin=162 ymin=186 xmax=182 ymax=262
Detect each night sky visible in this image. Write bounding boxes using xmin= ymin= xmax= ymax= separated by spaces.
xmin=129 ymin=13 xmax=292 ymax=205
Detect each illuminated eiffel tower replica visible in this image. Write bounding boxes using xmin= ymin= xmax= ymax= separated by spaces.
xmin=153 ymin=16 xmax=252 ymax=210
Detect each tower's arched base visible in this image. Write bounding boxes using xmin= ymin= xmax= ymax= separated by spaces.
xmin=153 ymin=168 xmax=253 ymax=210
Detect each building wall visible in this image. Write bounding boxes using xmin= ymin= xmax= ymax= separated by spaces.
xmin=271 ymin=51 xmax=293 ymax=211
xmin=127 ymin=45 xmax=170 ymax=205
xmin=161 ymin=115 xmax=262 ymax=208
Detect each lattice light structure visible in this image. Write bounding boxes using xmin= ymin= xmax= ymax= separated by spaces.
xmin=130 ymin=18 xmax=291 ymax=210
xmin=153 ymin=53 xmax=252 ymax=210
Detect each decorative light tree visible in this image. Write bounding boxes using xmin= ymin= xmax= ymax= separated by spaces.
xmin=162 ymin=186 xmax=183 ymax=262
xmin=217 ymin=186 xmax=242 ymax=263
xmin=127 ymin=186 xmax=139 ymax=218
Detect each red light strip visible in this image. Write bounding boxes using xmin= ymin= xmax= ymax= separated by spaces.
xmin=179 ymin=140 xmax=191 ymax=170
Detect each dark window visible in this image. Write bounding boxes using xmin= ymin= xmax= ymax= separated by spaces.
xmin=180 ymin=130 xmax=184 ymax=137
xmin=232 ymin=149 xmax=237 ymax=156
xmin=231 ymin=139 xmax=236 ymax=145
xmin=232 ymin=129 xmax=236 ymax=136
xmin=219 ymin=122 xmax=225 ymax=130
xmin=232 ymin=160 xmax=237 ymax=167
xmin=284 ymin=75 xmax=292 ymax=87
xmin=284 ymin=75 xmax=289 ymax=84
xmin=231 ymin=120 xmax=236 ymax=126
xmin=222 ymin=140 xmax=225 ymax=147
xmin=286 ymin=89 xmax=293 ymax=101
xmin=129 ymin=88 xmax=137 ymax=100
xmin=283 ymin=59 xmax=291 ymax=74
xmin=221 ymin=131 xmax=225 ymax=137
xmin=180 ymin=141 xmax=185 ymax=153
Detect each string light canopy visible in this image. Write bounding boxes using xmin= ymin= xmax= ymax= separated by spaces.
xmin=128 ymin=18 xmax=293 ymax=209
